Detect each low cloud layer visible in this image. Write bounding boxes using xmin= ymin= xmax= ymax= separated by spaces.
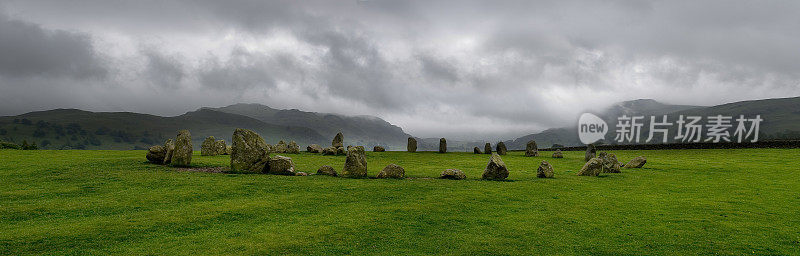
xmin=1 ymin=0 xmax=799 ymax=140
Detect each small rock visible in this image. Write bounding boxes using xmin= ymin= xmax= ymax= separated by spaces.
xmin=552 ymin=149 xmax=564 ymax=158
xmin=537 ymin=161 xmax=555 ymax=178
xmin=286 ymin=141 xmax=300 ymax=154
xmin=578 ymin=157 xmax=603 ymax=176
xmin=601 ymin=153 xmax=621 ymax=173
xmin=201 ymin=136 xmax=217 ymax=156
xmin=496 ymin=142 xmax=507 ymax=155
xmin=274 ymin=140 xmax=288 ymax=153
xmin=267 ymin=155 xmax=296 ymax=175
xmin=473 ymin=146 xmax=482 ymax=154
xmin=584 ymin=144 xmax=597 ymax=162
xmin=332 ymin=132 xmax=344 ymax=148
xmin=317 ymin=165 xmax=338 ymax=176
xmin=335 ymin=146 xmax=346 ymax=155
xmin=525 ymin=140 xmax=539 ymax=157
xmin=376 ymin=164 xmax=405 ymax=179
xmin=482 ymin=153 xmax=509 ymax=180
xmin=146 ymin=145 xmax=166 ymax=164
xmin=342 ymin=146 xmax=367 ymax=178
xmin=322 ymin=147 xmax=337 ymax=155
xmin=307 ymin=144 xmax=323 ymax=153
xmin=439 ymin=169 xmax=466 ymax=180
xmin=624 ymin=156 xmax=647 ymax=168
xmin=295 ymin=172 xmax=309 ymax=176
xmin=373 ymin=146 xmax=386 ymax=152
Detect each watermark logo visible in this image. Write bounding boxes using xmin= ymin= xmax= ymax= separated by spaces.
xmin=578 ymin=113 xmax=608 ymax=144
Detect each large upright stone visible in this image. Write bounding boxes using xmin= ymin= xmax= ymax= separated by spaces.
xmin=496 ymin=142 xmax=507 ymax=155
xmin=482 ymin=153 xmax=509 ymax=180
xmin=439 ymin=138 xmax=447 ymax=153
xmin=342 ymin=146 xmax=367 ymax=178
xmin=274 ymin=140 xmax=288 ymax=153
xmin=525 ymin=140 xmax=539 ymax=157
xmin=286 ymin=141 xmax=300 ymax=154
xmin=267 ymin=155 xmax=296 ymax=175
xmin=163 ymin=139 xmax=175 ymax=164
xmin=578 ymin=157 xmax=603 ymax=176
xmin=215 ymin=140 xmax=227 ymax=155
xmin=584 ymin=144 xmax=597 ymax=162
xmin=601 ymin=153 xmax=621 ymax=173
xmin=332 ymin=132 xmax=344 ymax=148
xmin=230 ymin=128 xmax=269 ymax=173
xmin=537 ymin=161 xmax=554 ymax=178
xmin=624 ymin=156 xmax=647 ymax=168
xmin=407 ymin=137 xmax=417 ymax=152
xmin=484 ymin=143 xmax=492 ymax=154
xmin=146 ymin=145 xmax=166 ymax=164
xmin=376 ymin=164 xmax=405 ymax=179
xmin=473 ymin=146 xmax=482 ymax=154
xmin=201 ymin=136 xmax=217 ymax=156
xmin=170 ymin=130 xmax=192 ymax=167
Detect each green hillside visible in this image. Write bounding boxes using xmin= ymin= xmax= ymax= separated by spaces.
xmin=0 ymin=109 xmax=324 ymax=150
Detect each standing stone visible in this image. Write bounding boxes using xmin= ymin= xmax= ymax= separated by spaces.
xmin=537 ymin=161 xmax=555 ymax=178
xmin=552 ymin=149 xmax=564 ymax=158
xmin=225 ymin=145 xmax=232 ymax=155
xmin=307 ymin=144 xmax=323 ymax=153
xmin=201 ymin=136 xmax=217 ymax=156
xmin=230 ymin=128 xmax=270 ymax=173
xmin=267 ymin=155 xmax=296 ymax=175
xmin=335 ymin=146 xmax=346 ymax=155
xmin=482 ymin=153 xmax=509 ymax=180
xmin=473 ymin=146 xmax=482 ymax=154
xmin=496 ymin=142 xmax=507 ymax=155
xmin=601 ymin=153 xmax=621 ymax=173
xmin=342 ymin=146 xmax=367 ymax=178
xmin=264 ymin=144 xmax=273 ymax=153
xmin=525 ymin=140 xmax=539 ymax=157
xmin=439 ymin=169 xmax=466 ymax=180
xmin=317 ymin=165 xmax=338 ymax=176
xmin=484 ymin=143 xmax=492 ymax=154
xmin=332 ymin=132 xmax=344 ymax=148
xmin=407 ymin=137 xmax=417 ymax=152
xmin=373 ymin=146 xmax=386 ymax=152
xmin=274 ymin=140 xmax=288 ymax=153
xmin=376 ymin=164 xmax=405 ymax=179
xmin=322 ymin=147 xmax=336 ymax=155
xmin=286 ymin=141 xmax=300 ymax=154
xmin=215 ymin=140 xmax=227 ymax=155
xmin=163 ymin=139 xmax=175 ymax=164
xmin=577 ymin=157 xmax=603 ymax=176
xmin=624 ymin=156 xmax=647 ymax=168
xmin=584 ymin=144 xmax=597 ymax=162
xmin=439 ymin=138 xmax=447 ymax=153
xmin=170 ymin=130 xmax=192 ymax=167
xmin=146 ymin=145 xmax=166 ymax=164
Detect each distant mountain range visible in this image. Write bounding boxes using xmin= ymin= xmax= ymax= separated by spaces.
xmin=1 ymin=97 xmax=798 ymax=150
xmin=0 ymin=104 xmax=408 ymax=150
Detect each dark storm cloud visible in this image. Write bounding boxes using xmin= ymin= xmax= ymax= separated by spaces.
xmin=0 ymin=12 xmax=105 ymax=79
xmin=1 ymin=0 xmax=799 ymax=139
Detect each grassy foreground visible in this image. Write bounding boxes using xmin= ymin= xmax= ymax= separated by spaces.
xmin=1 ymin=148 xmax=799 ymax=255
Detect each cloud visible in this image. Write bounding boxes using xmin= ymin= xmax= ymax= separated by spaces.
xmin=0 ymin=0 xmax=799 ymax=140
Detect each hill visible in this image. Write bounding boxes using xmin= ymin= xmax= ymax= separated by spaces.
xmin=210 ymin=103 xmax=411 ymax=149
xmin=0 ymin=108 xmax=324 ymax=150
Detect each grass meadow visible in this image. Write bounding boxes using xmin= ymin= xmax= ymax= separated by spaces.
xmin=1 ymin=148 xmax=799 ymax=255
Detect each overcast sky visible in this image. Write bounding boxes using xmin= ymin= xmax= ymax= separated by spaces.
xmin=1 ymin=0 xmax=799 ymax=140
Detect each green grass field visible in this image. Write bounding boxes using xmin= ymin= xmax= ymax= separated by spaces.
xmin=1 ymin=149 xmax=799 ymax=255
